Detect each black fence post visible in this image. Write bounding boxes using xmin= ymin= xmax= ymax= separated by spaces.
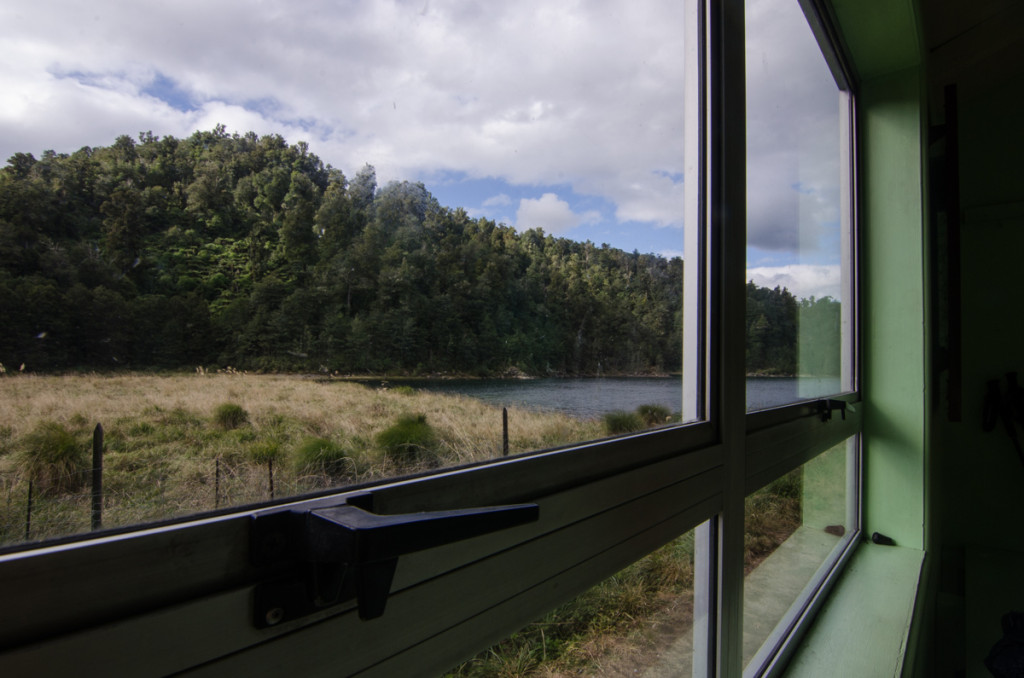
xmin=91 ymin=423 xmax=103 ymax=531
xmin=215 ymin=459 xmax=221 ymax=509
xmin=503 ymin=407 xmax=509 ymax=457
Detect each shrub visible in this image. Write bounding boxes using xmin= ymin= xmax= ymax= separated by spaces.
xmin=292 ymin=437 xmax=351 ymax=476
xmin=376 ymin=413 xmax=438 ymax=465
xmin=214 ymin=402 xmax=249 ymax=430
xmin=392 ymin=385 xmax=416 ymax=396
xmin=17 ymin=421 xmax=86 ymax=494
xmin=636 ymin=403 xmax=672 ymax=427
xmin=602 ymin=410 xmax=645 ymax=435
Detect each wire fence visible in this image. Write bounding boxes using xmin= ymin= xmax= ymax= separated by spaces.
xmin=0 ymin=426 xmax=352 ymax=548
xmin=1 ymin=407 xmax=516 ymax=548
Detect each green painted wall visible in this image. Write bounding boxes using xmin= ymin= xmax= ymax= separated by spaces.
xmin=831 ymin=0 xmax=921 ymax=80
xmin=828 ymin=0 xmax=929 ymax=552
xmin=860 ymin=66 xmax=928 ymax=551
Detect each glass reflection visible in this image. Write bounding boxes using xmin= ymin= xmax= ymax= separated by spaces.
xmin=744 ymin=0 xmax=851 ymax=409
xmin=742 ymin=439 xmax=852 ymax=668
xmin=448 ymin=530 xmax=697 ymax=677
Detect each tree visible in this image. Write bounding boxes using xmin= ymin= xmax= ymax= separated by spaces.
xmin=349 ymin=164 xmax=377 ymax=213
xmin=280 ymin=171 xmax=319 ymax=271
xmin=101 ymin=185 xmax=145 ymax=273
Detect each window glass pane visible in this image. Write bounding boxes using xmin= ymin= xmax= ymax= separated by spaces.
xmin=742 ymin=438 xmax=854 ymax=668
xmin=0 ymin=1 xmax=692 ymax=547
xmin=744 ymin=0 xmax=853 ymax=410
xmin=448 ymin=528 xmax=696 ymax=677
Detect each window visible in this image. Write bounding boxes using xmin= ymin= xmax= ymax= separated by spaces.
xmin=744 ymin=0 xmax=855 ymax=411
xmin=0 ymin=1 xmax=859 ymax=676
xmin=742 ymin=437 xmax=856 ymax=672
xmin=0 ymin=0 xmax=691 ymax=547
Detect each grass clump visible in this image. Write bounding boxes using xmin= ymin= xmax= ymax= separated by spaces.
xmin=391 ymin=385 xmax=416 ymax=396
xmin=214 ymin=402 xmax=249 ymax=430
xmin=17 ymin=421 xmax=86 ymax=494
xmin=376 ymin=413 xmax=438 ymax=465
xmin=0 ymin=425 xmax=12 ymax=456
xmin=68 ymin=413 xmax=90 ymax=430
xmin=636 ymin=403 xmax=672 ymax=426
xmin=160 ymin=407 xmax=203 ymax=428
xmin=602 ymin=410 xmax=645 ymax=435
xmin=250 ymin=439 xmax=284 ymax=465
xmin=603 ymin=404 xmax=678 ymax=435
xmin=292 ymin=437 xmax=351 ymax=477
xmin=128 ymin=421 xmax=155 ymax=437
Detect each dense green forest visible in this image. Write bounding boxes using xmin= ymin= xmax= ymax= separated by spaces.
xmin=0 ymin=128 xmax=837 ymax=376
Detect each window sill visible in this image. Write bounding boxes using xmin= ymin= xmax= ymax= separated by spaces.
xmin=781 ymin=542 xmax=924 ymax=677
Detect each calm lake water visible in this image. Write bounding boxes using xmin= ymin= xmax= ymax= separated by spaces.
xmin=382 ymin=376 xmax=842 ymax=419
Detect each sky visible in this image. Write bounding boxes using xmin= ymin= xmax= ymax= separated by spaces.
xmin=0 ymin=0 xmax=844 ymax=300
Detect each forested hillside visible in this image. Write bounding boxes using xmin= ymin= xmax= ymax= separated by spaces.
xmin=0 ymin=128 xmax=835 ymax=376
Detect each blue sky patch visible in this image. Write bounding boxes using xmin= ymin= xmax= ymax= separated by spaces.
xmin=140 ymin=72 xmax=197 ymax=113
xmin=418 ymin=171 xmax=682 ymax=257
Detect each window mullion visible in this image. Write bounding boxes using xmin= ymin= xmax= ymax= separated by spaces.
xmin=708 ymin=0 xmax=748 ymax=675
xmin=687 ymin=0 xmax=715 ymax=675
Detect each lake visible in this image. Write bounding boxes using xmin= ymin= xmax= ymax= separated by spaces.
xmin=381 ymin=376 xmax=842 ymax=419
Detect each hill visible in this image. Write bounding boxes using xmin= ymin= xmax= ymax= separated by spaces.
xmin=0 ymin=128 xmax=837 ymax=376
xmin=0 ymin=129 xmax=684 ymax=375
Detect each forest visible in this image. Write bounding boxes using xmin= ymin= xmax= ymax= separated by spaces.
xmin=0 ymin=128 xmax=837 ymax=376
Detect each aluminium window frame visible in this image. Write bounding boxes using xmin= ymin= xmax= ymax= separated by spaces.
xmin=0 ymin=1 xmax=861 ymax=676
xmin=725 ymin=0 xmax=863 ymax=674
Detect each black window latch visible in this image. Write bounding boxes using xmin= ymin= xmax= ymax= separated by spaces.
xmin=250 ymin=497 xmax=539 ymax=626
xmin=817 ymin=399 xmax=847 ymax=422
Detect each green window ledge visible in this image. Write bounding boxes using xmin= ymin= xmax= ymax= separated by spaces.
xmin=783 ymin=543 xmax=924 ymax=677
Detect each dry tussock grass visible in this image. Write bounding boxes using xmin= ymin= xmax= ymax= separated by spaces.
xmin=0 ymin=373 xmax=590 ymax=444
xmin=0 ymin=372 xmax=602 ymax=546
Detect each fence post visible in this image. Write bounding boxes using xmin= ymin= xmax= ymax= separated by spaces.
xmin=25 ymin=480 xmax=33 ymax=541
xmin=215 ymin=459 xmax=221 ymax=509
xmin=91 ymin=423 xmax=103 ymax=531
xmin=503 ymin=407 xmax=509 ymax=457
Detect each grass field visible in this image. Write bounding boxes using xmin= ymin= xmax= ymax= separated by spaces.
xmin=0 ymin=372 xmax=602 ymax=545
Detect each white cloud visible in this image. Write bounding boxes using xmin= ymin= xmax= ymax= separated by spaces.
xmin=0 ymin=0 xmax=686 ymax=233
xmin=482 ymin=193 xmax=512 ymax=207
xmin=744 ymin=0 xmax=842 ymax=255
xmin=747 ymin=264 xmax=842 ymax=301
xmin=0 ymin=0 xmax=850 ymax=264
xmin=516 ymin=193 xmax=600 ymax=235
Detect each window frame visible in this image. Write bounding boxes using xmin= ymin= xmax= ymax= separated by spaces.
xmin=0 ymin=1 xmax=861 ymax=676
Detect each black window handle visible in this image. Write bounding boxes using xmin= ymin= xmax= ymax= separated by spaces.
xmin=251 ymin=499 xmax=539 ymax=625
xmin=817 ymin=398 xmax=847 ymax=422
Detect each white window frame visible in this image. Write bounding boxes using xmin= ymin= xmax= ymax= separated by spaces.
xmin=0 ymin=1 xmax=860 ymax=676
